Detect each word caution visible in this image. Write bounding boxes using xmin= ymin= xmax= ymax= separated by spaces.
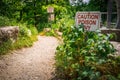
xmin=76 ymin=12 xmax=101 ymax=31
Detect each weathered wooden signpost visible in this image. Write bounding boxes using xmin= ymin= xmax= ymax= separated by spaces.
xmin=47 ymin=6 xmax=54 ymax=21
xmin=75 ymin=12 xmax=101 ymax=31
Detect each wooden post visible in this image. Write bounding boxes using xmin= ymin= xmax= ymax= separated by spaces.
xmin=107 ymin=0 xmax=113 ymax=28
xmin=47 ymin=6 xmax=54 ymax=22
xmin=115 ymin=0 xmax=120 ymax=29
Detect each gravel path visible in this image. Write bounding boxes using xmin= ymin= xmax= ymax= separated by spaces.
xmin=0 ymin=36 xmax=59 ymax=80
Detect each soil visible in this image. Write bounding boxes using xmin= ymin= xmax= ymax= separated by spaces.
xmin=0 ymin=36 xmax=59 ymax=80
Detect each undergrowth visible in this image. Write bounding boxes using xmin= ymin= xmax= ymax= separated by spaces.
xmin=0 ymin=16 xmax=38 ymax=55
xmin=55 ymin=25 xmax=120 ymax=80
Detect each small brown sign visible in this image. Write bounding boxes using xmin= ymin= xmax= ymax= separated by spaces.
xmin=47 ymin=6 xmax=54 ymax=13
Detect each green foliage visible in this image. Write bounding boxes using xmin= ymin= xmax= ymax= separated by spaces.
xmin=19 ymin=25 xmax=30 ymax=37
xmin=0 ymin=16 xmax=22 ymax=27
xmin=12 ymin=36 xmax=34 ymax=49
xmin=42 ymin=14 xmax=75 ymax=37
xmin=55 ymin=25 xmax=118 ymax=80
xmin=37 ymin=23 xmax=49 ymax=32
xmin=0 ymin=0 xmax=75 ymax=32
xmin=0 ymin=40 xmax=12 ymax=54
xmin=45 ymin=29 xmax=58 ymax=37
xmin=18 ymin=23 xmax=38 ymax=36
xmin=14 ymin=23 xmax=38 ymax=49
xmin=0 ymin=20 xmax=38 ymax=55
xmin=0 ymin=16 xmax=10 ymax=27
xmin=56 ymin=15 xmax=75 ymax=32
xmin=0 ymin=36 xmax=37 ymax=55
xmin=36 ymin=3 xmax=74 ymax=32
xmin=28 ymin=26 xmax=38 ymax=35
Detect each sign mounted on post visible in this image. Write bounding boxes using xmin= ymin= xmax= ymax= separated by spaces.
xmin=48 ymin=14 xmax=54 ymax=21
xmin=47 ymin=6 xmax=54 ymax=22
xmin=75 ymin=12 xmax=101 ymax=31
xmin=47 ymin=6 xmax=54 ymax=13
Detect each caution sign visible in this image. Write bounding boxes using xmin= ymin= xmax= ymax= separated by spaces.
xmin=75 ymin=12 xmax=101 ymax=31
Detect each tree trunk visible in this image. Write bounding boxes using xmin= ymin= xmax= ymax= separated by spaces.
xmin=46 ymin=0 xmax=48 ymax=5
xmin=33 ymin=0 xmax=37 ymax=27
xmin=107 ymin=0 xmax=113 ymax=28
xmin=19 ymin=10 xmax=23 ymax=21
xmin=115 ymin=0 xmax=120 ymax=29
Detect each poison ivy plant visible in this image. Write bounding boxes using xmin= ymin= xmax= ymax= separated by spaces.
xmin=55 ymin=24 xmax=117 ymax=80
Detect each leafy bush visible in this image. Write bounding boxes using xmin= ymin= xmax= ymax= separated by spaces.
xmin=12 ymin=24 xmax=38 ymax=51
xmin=0 ymin=40 xmax=12 ymax=54
xmin=45 ymin=29 xmax=58 ymax=37
xmin=18 ymin=23 xmax=38 ymax=36
xmin=0 ymin=16 xmax=18 ymax=27
xmin=0 ymin=36 xmax=37 ymax=55
xmin=19 ymin=26 xmax=30 ymax=37
xmin=55 ymin=15 xmax=75 ymax=32
xmin=37 ymin=23 xmax=49 ymax=32
xmin=0 ymin=16 xmax=10 ymax=27
xmin=12 ymin=36 xmax=34 ymax=49
xmin=0 ymin=22 xmax=38 ymax=55
xmin=28 ymin=26 xmax=38 ymax=35
xmin=55 ymin=25 xmax=118 ymax=80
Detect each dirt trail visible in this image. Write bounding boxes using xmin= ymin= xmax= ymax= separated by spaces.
xmin=0 ymin=36 xmax=59 ymax=80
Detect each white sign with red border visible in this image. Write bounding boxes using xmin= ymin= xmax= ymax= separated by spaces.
xmin=75 ymin=12 xmax=101 ymax=31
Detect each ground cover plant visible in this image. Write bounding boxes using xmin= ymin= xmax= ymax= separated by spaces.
xmin=55 ymin=25 xmax=120 ymax=80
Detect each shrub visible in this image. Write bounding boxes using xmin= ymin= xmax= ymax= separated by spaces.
xmin=55 ymin=15 xmax=75 ymax=32
xmin=0 ymin=40 xmax=12 ymax=54
xmin=0 ymin=16 xmax=10 ymax=27
xmin=0 ymin=22 xmax=38 ymax=55
xmin=37 ymin=23 xmax=49 ymax=32
xmin=28 ymin=26 xmax=38 ymax=35
xmin=55 ymin=25 xmax=118 ymax=80
xmin=19 ymin=25 xmax=30 ymax=37
xmin=12 ymin=36 xmax=33 ymax=49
